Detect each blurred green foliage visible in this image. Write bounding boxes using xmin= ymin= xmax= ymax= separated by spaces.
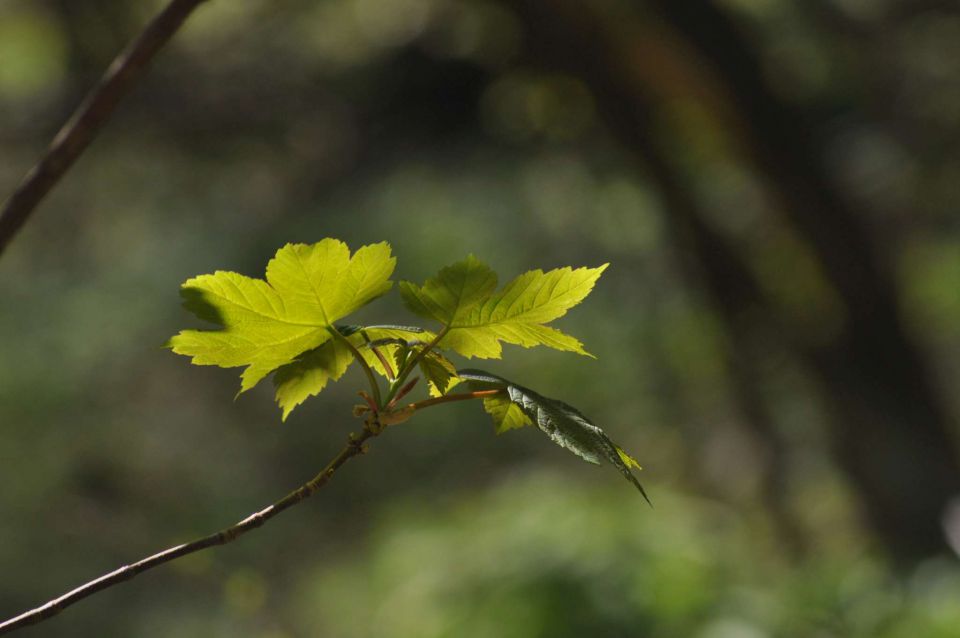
xmin=297 ymin=472 xmax=960 ymax=638
xmin=1 ymin=0 xmax=959 ymax=635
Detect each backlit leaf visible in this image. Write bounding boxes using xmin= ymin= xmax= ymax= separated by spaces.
xmin=400 ymin=256 xmax=607 ymax=359
xmin=169 ymin=239 xmax=395 ymax=394
xmin=273 ymin=338 xmax=355 ymax=421
xmin=398 ymin=255 xmax=497 ymax=327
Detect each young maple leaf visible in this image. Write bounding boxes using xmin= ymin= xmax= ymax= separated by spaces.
xmin=168 ymin=239 xmax=395 ymax=393
xmin=399 ymin=255 xmax=608 ymax=359
xmin=272 ymin=325 xmax=429 ymax=420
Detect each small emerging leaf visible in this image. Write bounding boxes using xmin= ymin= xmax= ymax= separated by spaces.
xmin=419 ymin=351 xmax=459 ymax=396
xmin=616 ymin=446 xmax=642 ymax=470
xmin=460 ymin=369 xmax=649 ymax=502
xmin=400 ymin=256 xmax=607 ymax=359
xmin=354 ymin=326 xmax=436 ymax=379
xmin=273 ymin=325 xmax=426 ymax=420
xmin=481 ymin=393 xmax=533 ymax=434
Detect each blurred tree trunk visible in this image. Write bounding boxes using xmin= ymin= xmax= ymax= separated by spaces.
xmin=648 ymin=0 xmax=960 ymax=561
xmin=514 ymin=0 xmax=960 ymax=560
xmin=513 ymin=0 xmax=807 ymax=556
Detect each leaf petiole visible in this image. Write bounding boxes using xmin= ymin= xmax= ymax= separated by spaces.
xmin=386 ymin=377 xmax=420 ymax=409
xmin=406 ymin=388 xmax=504 ymax=413
xmin=330 ymin=327 xmax=383 ymax=409
xmin=360 ymin=330 xmax=396 ymax=380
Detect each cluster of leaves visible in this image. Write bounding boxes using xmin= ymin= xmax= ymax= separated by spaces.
xmin=169 ymin=239 xmax=646 ymax=498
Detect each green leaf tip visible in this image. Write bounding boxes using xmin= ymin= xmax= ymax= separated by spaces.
xmin=460 ymin=369 xmax=649 ymax=503
xmin=400 ymin=257 xmax=608 ymax=360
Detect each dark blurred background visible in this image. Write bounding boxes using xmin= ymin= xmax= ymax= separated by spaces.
xmin=2 ymin=0 xmax=960 ymax=635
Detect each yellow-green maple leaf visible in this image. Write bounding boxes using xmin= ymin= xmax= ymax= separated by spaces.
xmin=399 ymin=255 xmax=607 ymax=359
xmin=273 ymin=337 xmax=355 ymax=421
xmin=169 ymin=239 xmax=395 ymax=393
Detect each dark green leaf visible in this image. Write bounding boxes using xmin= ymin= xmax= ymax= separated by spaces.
xmin=460 ymin=369 xmax=649 ymax=503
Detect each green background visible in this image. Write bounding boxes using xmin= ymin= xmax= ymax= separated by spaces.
xmin=2 ymin=0 xmax=960 ymax=635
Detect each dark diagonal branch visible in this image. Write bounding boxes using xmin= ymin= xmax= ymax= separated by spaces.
xmin=0 ymin=0 xmax=207 ymax=258
xmin=0 ymin=419 xmax=381 ymax=635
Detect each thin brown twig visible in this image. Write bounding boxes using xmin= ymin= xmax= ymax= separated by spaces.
xmin=369 ymin=344 xmax=396 ymax=380
xmin=0 ymin=0 xmax=208 ymax=258
xmin=0 ymin=418 xmax=380 ymax=635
